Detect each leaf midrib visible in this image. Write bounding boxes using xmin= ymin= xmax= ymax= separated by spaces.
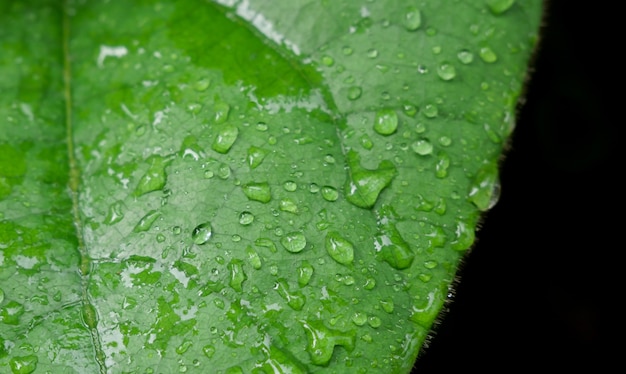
xmin=61 ymin=2 xmax=107 ymax=372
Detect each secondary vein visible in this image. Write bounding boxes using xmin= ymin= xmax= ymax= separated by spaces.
xmin=62 ymin=2 xmax=107 ymax=372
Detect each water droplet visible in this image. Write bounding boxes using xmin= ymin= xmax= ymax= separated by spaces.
xmin=325 ymin=231 xmax=355 ymax=265
xmin=438 ymin=136 xmax=452 ymax=146
xmin=202 ymin=345 xmax=216 ymax=358
xmin=380 ymin=299 xmax=394 ymax=313
xmin=411 ymin=139 xmax=433 ymax=155
xmin=228 ymin=259 xmax=247 ymax=292
xmin=0 ymin=300 xmax=24 ymax=325
xmin=239 ymin=211 xmax=254 ymax=226
xmin=156 ymin=233 xmax=166 ymax=243
xmin=283 ymin=180 xmax=297 ymax=192
xmin=297 ymin=261 xmax=314 ymax=287
xmin=323 ymin=154 xmax=336 ymax=164
xmin=194 ymin=78 xmax=211 ymax=91
xmin=321 ymin=55 xmax=334 ymax=66
xmin=212 ymin=125 xmax=239 ymax=154
xmin=345 ymin=151 xmax=397 ymax=209
xmin=133 ymin=155 xmax=172 ymax=196
xmin=275 ymin=279 xmax=306 ymax=310
xmin=347 ymin=86 xmax=362 ymax=100
xmin=403 ymin=104 xmax=418 ymax=117
xmin=255 ymin=237 xmax=277 ymax=253
xmin=451 ymin=219 xmax=475 ymax=251
xmin=351 ymin=312 xmax=368 ymax=326
xmin=246 ymin=246 xmax=262 ymax=270
xmin=214 ymin=102 xmax=230 ymax=124
xmin=367 ymin=316 xmax=382 ymax=328
xmin=486 ymin=0 xmax=515 ymax=14
xmin=367 ymin=49 xmax=379 ymax=59
xmin=479 ymin=47 xmax=498 ymax=63
xmin=436 ymin=63 xmax=456 ymax=81
xmin=403 ymin=7 xmax=422 ymax=31
xmin=133 ymin=210 xmax=161 ymax=232
xmin=176 ymin=340 xmax=193 ymax=355
xmin=280 ymin=232 xmax=307 ymax=253
xmin=9 ymin=355 xmax=38 ymax=374
xmin=309 ymin=183 xmax=320 ymax=193
xmin=321 ymin=186 xmax=339 ymax=202
xmin=173 ymin=226 xmax=182 ymax=235
xmin=0 ymin=288 xmax=4 ymax=304
xmin=359 ymin=134 xmax=374 ymax=150
xmin=468 ymin=163 xmax=501 ymax=211
xmin=422 ymin=104 xmax=438 ymax=118
xmin=435 ymin=152 xmax=451 ymax=178
xmin=191 ymin=222 xmax=212 ymax=245
xmin=457 ymin=50 xmax=474 ymax=64
xmin=300 ymin=320 xmax=356 ymax=366
xmin=374 ymin=205 xmax=414 ymax=269
xmin=242 ymin=182 xmax=271 ymax=203
xmin=364 ymin=278 xmax=376 ymax=290
xmin=342 ymin=46 xmax=353 ymax=55
xmin=247 ymin=146 xmax=269 ymax=169
xmin=104 ymin=201 xmax=124 ymax=225
xmin=279 ymin=198 xmax=299 ymax=213
xmin=373 ymin=108 xmax=399 ymax=136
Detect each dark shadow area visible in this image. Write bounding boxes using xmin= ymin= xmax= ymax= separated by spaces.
xmin=413 ymin=0 xmax=619 ymax=371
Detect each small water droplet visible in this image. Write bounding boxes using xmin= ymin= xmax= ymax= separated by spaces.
xmin=212 ymin=125 xmax=239 ymax=154
xmin=323 ymin=154 xmax=336 ymax=164
xmin=297 ymin=261 xmax=314 ymax=287
xmin=486 ymin=0 xmax=515 ymax=14
xmin=133 ymin=155 xmax=172 ymax=196
xmin=325 ymin=231 xmax=355 ymax=265
xmin=479 ymin=46 xmax=498 ymax=63
xmin=279 ymin=198 xmax=299 ymax=213
xmin=203 ymin=345 xmax=216 ymax=358
xmin=360 ymin=134 xmax=374 ymax=150
xmin=280 ymin=232 xmax=307 ymax=253
xmin=133 ymin=210 xmax=161 ymax=232
xmin=403 ymin=104 xmax=418 ymax=117
xmin=373 ymin=108 xmax=399 ymax=136
xmin=191 ymin=222 xmax=212 ymax=245
xmin=367 ymin=316 xmax=382 ymax=328
xmin=380 ymin=299 xmax=394 ymax=313
xmin=457 ymin=50 xmax=474 ymax=64
xmin=173 ymin=226 xmax=182 ymax=235
xmin=347 ymin=86 xmax=362 ymax=100
xmin=411 ymin=139 xmax=433 ymax=155
xmin=422 ymin=104 xmax=438 ymax=118
xmin=438 ymin=136 xmax=452 ymax=146
xmin=403 ymin=6 xmax=422 ymax=31
xmin=375 ymin=205 xmax=414 ymax=269
xmin=367 ymin=49 xmax=379 ymax=59
xmin=242 ymin=182 xmax=271 ymax=203
xmin=451 ymin=219 xmax=475 ymax=251
xmin=436 ymin=63 xmax=456 ymax=81
xmin=156 ymin=233 xmax=166 ymax=243
xmin=176 ymin=340 xmax=193 ymax=355
xmin=351 ymin=312 xmax=368 ymax=326
xmin=104 ymin=201 xmax=125 ymax=225
xmin=342 ymin=46 xmax=353 ymax=55
xmin=245 ymin=246 xmax=262 ymax=270
xmin=239 ymin=211 xmax=254 ymax=226
xmin=321 ymin=186 xmax=339 ymax=202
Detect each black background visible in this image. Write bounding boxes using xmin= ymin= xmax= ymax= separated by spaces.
xmin=413 ymin=0 xmax=619 ymax=371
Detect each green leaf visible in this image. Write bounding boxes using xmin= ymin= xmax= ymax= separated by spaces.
xmin=0 ymin=0 xmax=541 ymax=373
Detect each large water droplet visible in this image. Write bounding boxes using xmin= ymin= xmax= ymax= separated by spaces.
xmin=468 ymin=162 xmax=501 ymax=211
xmin=297 ymin=261 xmax=314 ymax=287
xmin=228 ymin=259 xmax=247 ymax=292
xmin=214 ymin=102 xmax=230 ymax=124
xmin=486 ymin=0 xmax=515 ymax=14
xmin=275 ymin=279 xmax=306 ymax=310
xmin=320 ymin=186 xmax=339 ymax=202
xmin=345 ymin=151 xmax=397 ymax=209
xmin=133 ymin=210 xmax=161 ymax=232
xmin=435 ymin=152 xmax=451 ymax=178
xmin=457 ymin=49 xmax=474 ymax=64
xmin=451 ymin=219 xmax=475 ymax=251
xmin=212 ymin=125 xmax=239 ymax=154
xmin=404 ymin=7 xmax=422 ymax=31
xmin=9 ymin=355 xmax=38 ymax=374
xmin=300 ymin=320 xmax=356 ymax=366
xmin=374 ymin=205 xmax=414 ymax=269
xmin=280 ymin=232 xmax=307 ymax=253
xmin=479 ymin=46 xmax=498 ymax=63
xmin=373 ymin=108 xmax=399 ymax=136
xmin=436 ymin=63 xmax=457 ymax=81
xmin=247 ymin=146 xmax=269 ymax=169
xmin=239 ymin=211 xmax=254 ymax=225
xmin=325 ymin=231 xmax=355 ymax=266
xmin=242 ymin=182 xmax=271 ymax=203
xmin=422 ymin=104 xmax=438 ymax=118
xmin=133 ymin=155 xmax=172 ymax=196
xmin=191 ymin=222 xmax=212 ymax=245
xmin=411 ymin=139 xmax=433 ymax=155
